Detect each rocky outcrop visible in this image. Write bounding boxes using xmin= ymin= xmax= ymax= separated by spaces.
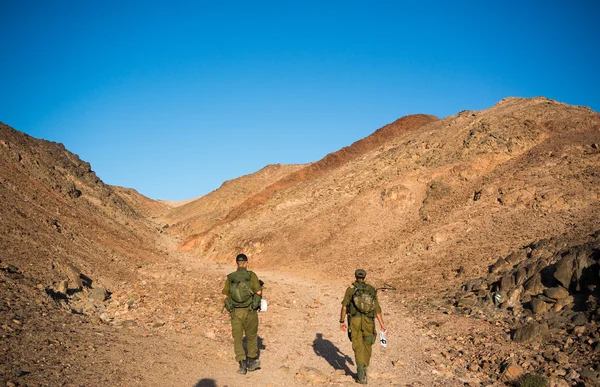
xmin=444 ymin=231 xmax=600 ymax=385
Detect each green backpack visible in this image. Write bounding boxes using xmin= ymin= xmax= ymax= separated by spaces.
xmin=352 ymin=283 xmax=377 ymax=314
xmin=228 ymin=271 xmax=255 ymax=308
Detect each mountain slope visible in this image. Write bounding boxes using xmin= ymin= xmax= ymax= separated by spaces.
xmin=162 ymin=163 xmax=306 ymax=238
xmin=178 ymin=113 xmax=439 ymax=250
xmin=169 ymin=97 xmax=600 ymax=297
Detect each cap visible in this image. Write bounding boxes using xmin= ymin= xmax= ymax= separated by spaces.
xmin=236 ymin=253 xmax=248 ymax=262
xmin=355 ymin=269 xmax=366 ymax=279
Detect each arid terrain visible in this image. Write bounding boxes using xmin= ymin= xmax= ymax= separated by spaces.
xmin=1 ymin=96 xmax=599 ymax=386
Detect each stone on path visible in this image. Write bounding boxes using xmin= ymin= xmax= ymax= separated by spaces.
xmin=295 ymin=366 xmax=328 ymax=384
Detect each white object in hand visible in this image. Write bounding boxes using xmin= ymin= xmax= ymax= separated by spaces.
xmin=379 ymin=330 xmax=387 ymax=347
xmin=260 ymin=298 xmax=268 ymax=312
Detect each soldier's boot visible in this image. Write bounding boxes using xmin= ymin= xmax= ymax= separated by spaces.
xmin=247 ymin=357 xmax=261 ymax=371
xmin=357 ymin=364 xmax=367 ymax=384
xmin=237 ymin=360 xmax=247 ymax=375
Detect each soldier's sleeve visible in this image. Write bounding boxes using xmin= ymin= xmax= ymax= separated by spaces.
xmin=222 ymin=276 xmax=230 ymax=296
xmin=341 ymin=287 xmax=353 ymax=306
xmin=250 ymin=272 xmax=262 ymax=293
xmin=374 ymin=296 xmax=382 ymax=315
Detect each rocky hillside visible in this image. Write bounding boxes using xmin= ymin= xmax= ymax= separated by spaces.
xmin=0 ymin=123 xmax=168 ymax=286
xmin=0 ymin=123 xmax=172 ymax=385
xmin=168 ymin=97 xmax=600 ymax=296
xmin=2 ymin=97 xmax=600 ymax=386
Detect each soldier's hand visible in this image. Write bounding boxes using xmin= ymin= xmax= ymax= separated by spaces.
xmin=340 ymin=322 xmax=347 ymax=332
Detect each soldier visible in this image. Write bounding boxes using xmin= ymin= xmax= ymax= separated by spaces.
xmin=222 ymin=253 xmax=263 ymax=375
xmin=340 ymin=269 xmax=387 ymax=384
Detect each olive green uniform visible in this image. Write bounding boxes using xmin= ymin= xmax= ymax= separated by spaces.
xmin=222 ymin=268 xmax=262 ymax=361
xmin=341 ymin=282 xmax=382 ymax=367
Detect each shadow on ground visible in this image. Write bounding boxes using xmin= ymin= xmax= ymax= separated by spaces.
xmin=193 ymin=379 xmax=216 ymax=387
xmin=312 ymin=333 xmax=355 ymax=377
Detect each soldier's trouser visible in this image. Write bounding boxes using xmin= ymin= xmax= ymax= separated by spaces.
xmin=350 ymin=314 xmax=376 ymax=366
xmin=231 ymin=307 xmax=258 ymax=361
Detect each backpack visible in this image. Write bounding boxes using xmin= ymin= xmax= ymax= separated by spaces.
xmin=352 ymin=282 xmax=377 ymax=315
xmin=228 ymin=271 xmax=255 ymax=308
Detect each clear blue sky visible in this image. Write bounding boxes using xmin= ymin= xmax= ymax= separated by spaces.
xmin=1 ymin=1 xmax=599 ymax=200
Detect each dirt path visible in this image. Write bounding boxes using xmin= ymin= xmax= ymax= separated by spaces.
xmin=114 ymin=251 xmax=464 ymax=387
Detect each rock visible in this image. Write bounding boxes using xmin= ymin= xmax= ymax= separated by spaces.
xmin=501 ymin=363 xmax=524 ymax=382
xmin=554 ymin=252 xmax=576 ymax=288
xmin=499 ymin=273 xmax=515 ymax=292
xmin=295 ymin=366 xmax=328 ymax=384
xmin=88 ymin=286 xmax=108 ymax=302
xmin=57 ymin=280 xmax=68 ymax=295
xmin=90 ymin=316 xmax=103 ymax=325
xmin=65 ymin=264 xmax=83 ymax=289
xmin=458 ymin=377 xmax=482 ymax=385
xmin=506 ymin=286 xmax=523 ymax=308
xmin=513 ymin=322 xmax=550 ymax=343
xmin=515 ymin=267 xmax=528 ymax=286
xmin=580 ymin=370 xmax=600 ymax=386
xmin=544 ymin=287 xmax=570 ymax=300
xmin=490 ymin=257 xmax=509 ymax=274
xmin=548 ymin=376 xmax=570 ymax=387
xmin=554 ymin=353 xmax=569 ymax=364
xmin=456 ymin=295 xmax=478 ymax=307
xmin=65 ymin=182 xmax=82 ymax=198
xmin=203 ymin=330 xmax=216 ymax=340
xmin=506 ymin=251 xmax=523 ymax=265
xmin=552 ymin=296 xmax=573 ymax=312
xmin=121 ymin=320 xmax=137 ymax=328
xmin=572 ymin=313 xmax=588 ymax=326
xmin=524 ymin=273 xmax=544 ymax=295
xmin=531 ymin=297 xmax=551 ymax=315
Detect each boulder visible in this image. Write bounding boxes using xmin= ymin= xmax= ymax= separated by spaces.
xmin=524 ymin=273 xmax=544 ymax=295
xmin=552 ymin=296 xmax=574 ymax=312
xmin=506 ymin=251 xmax=524 ymax=265
xmin=490 ymin=257 xmax=509 ymax=274
xmin=499 ymin=273 xmax=515 ymax=293
xmin=506 ymin=286 xmax=523 ymax=308
xmin=65 ymin=264 xmax=83 ymax=289
xmin=544 ymin=287 xmax=570 ymax=300
xmin=531 ymin=297 xmax=551 ymax=315
xmin=501 ymin=363 xmax=525 ymax=382
xmin=554 ymin=252 xmax=576 ymax=288
xmin=57 ymin=280 xmax=68 ymax=295
xmin=88 ymin=286 xmax=108 ymax=302
xmin=515 ymin=267 xmax=528 ymax=286
xmin=512 ymin=322 xmax=550 ymax=343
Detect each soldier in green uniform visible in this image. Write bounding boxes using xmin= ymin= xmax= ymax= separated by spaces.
xmin=222 ymin=253 xmax=263 ymax=375
xmin=340 ymin=269 xmax=387 ymax=384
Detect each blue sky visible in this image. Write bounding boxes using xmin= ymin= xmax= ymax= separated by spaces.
xmin=1 ymin=1 xmax=599 ymax=200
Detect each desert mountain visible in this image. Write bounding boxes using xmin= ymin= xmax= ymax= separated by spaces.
xmin=166 ymin=97 xmax=600 ymax=295
xmin=1 ymin=96 xmax=599 ymax=386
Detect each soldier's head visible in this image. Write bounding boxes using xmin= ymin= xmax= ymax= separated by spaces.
xmin=236 ymin=253 xmax=248 ymax=268
xmin=355 ymin=269 xmax=366 ymax=282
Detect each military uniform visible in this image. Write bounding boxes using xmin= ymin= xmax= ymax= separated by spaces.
xmin=341 ymin=281 xmax=382 ymax=367
xmin=222 ymin=267 xmax=262 ymax=363
xmin=340 ymin=269 xmax=386 ymax=384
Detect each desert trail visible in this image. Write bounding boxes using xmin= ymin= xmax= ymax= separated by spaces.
xmin=1 ymin=96 xmax=600 ymax=386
